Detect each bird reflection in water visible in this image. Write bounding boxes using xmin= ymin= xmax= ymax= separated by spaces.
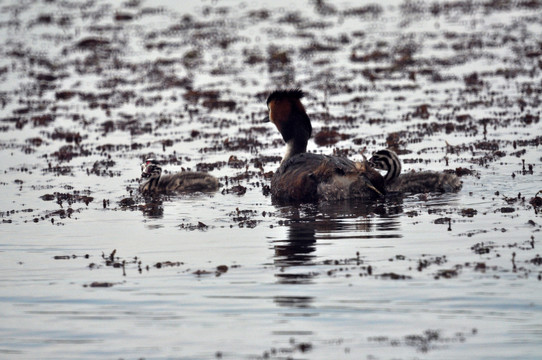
xmin=138 ymin=194 xmax=165 ymax=219
xmin=274 ymin=214 xmax=317 ymax=267
xmin=271 ymin=199 xmax=403 ymax=310
xmin=272 ymin=199 xmax=403 ymax=286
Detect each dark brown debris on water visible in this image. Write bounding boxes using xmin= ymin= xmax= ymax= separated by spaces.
xmin=378 ymin=272 xmax=412 ymax=280
xmin=313 ymin=128 xmax=350 ymax=146
xmin=368 ymin=328 xmax=477 ymax=353
xmin=434 ymin=268 xmax=460 ymax=279
xmin=85 ymin=281 xmax=115 ymax=288
xmin=154 ymin=261 xmax=183 ymax=268
xmin=461 ymin=208 xmax=477 ymax=217
xmin=222 ymin=184 xmax=247 ymax=196
xmin=40 ymin=192 xmax=93 ymax=206
xmin=179 ymin=221 xmax=210 ymax=231
xmin=53 ymin=254 xmax=89 ymax=260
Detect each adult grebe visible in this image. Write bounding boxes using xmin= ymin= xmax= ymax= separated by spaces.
xmin=369 ymin=149 xmax=462 ymax=193
xmin=265 ymin=89 xmax=385 ymax=202
xmin=139 ymin=159 xmax=219 ymax=194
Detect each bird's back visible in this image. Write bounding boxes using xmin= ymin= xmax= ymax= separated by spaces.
xmin=159 ymin=172 xmax=219 ymax=192
xmin=271 ymin=153 xmax=384 ymax=202
xmin=141 ymin=171 xmax=219 ymax=193
xmin=387 ymin=171 xmax=462 ymax=194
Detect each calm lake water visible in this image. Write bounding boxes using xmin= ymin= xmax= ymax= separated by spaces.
xmin=1 ymin=0 xmax=541 ymax=359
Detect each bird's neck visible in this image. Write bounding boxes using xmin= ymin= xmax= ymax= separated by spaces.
xmin=282 ymin=137 xmax=307 ymax=163
xmin=141 ymin=175 xmax=160 ymax=192
xmin=279 ymin=113 xmax=310 ymax=163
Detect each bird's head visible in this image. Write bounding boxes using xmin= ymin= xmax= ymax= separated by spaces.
xmin=264 ymin=89 xmax=312 ymax=142
xmin=141 ymin=158 xmax=162 ymax=179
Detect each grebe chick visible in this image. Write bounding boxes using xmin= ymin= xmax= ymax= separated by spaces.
xmin=370 ymin=149 xmax=462 ymax=194
xmin=265 ymin=89 xmax=385 ymax=202
xmin=139 ymin=159 xmax=219 ymax=194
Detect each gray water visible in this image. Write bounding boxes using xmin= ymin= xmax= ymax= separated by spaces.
xmin=1 ymin=0 xmax=541 ymax=359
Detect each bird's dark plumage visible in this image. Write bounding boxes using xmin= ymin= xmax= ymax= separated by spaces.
xmin=266 ymin=89 xmax=385 ymax=203
xmin=266 ymin=89 xmax=304 ymax=105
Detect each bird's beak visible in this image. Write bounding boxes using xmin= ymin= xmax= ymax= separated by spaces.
xmin=263 ymin=115 xmax=270 ymax=123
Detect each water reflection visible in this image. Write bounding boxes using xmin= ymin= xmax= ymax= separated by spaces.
xmin=274 ymin=214 xmax=317 ymax=267
xmin=138 ymin=195 xmax=165 ymax=219
xmin=272 ymin=198 xmax=404 ymax=283
xmin=274 ymin=296 xmax=314 ymax=309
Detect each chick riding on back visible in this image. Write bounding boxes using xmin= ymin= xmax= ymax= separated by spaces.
xmin=369 ymin=149 xmax=462 ymax=194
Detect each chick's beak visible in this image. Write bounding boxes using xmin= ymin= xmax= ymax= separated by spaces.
xmin=263 ymin=115 xmax=270 ymax=123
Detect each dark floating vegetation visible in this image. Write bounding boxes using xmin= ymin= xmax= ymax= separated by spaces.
xmin=368 ymin=328 xmax=478 ymax=353
xmin=0 ymin=0 xmax=541 ymax=357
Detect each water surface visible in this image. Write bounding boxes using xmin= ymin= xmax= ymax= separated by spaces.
xmin=1 ymin=0 xmax=541 ymax=359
